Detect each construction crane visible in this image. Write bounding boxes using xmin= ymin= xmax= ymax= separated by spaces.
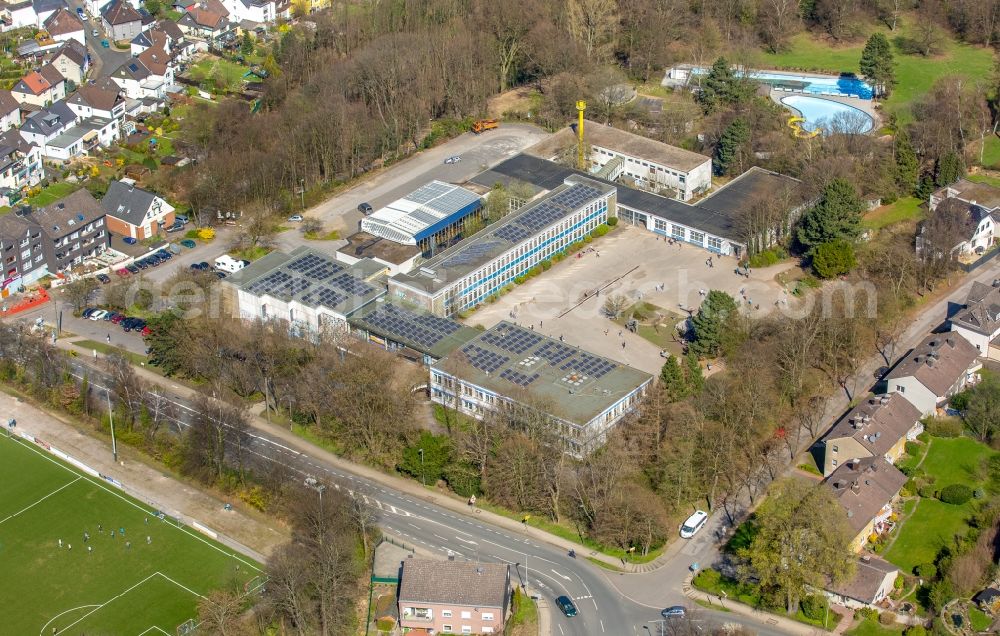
xmin=576 ymin=100 xmax=586 ymax=170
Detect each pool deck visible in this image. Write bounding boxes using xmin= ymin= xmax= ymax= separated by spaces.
xmin=769 ymin=89 xmax=881 ymax=133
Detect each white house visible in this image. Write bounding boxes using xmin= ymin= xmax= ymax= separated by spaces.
xmin=885 ymin=332 xmax=982 ymax=416
xmin=108 ymin=48 xmax=173 ymax=100
xmin=825 ymin=556 xmax=900 ymax=610
xmin=67 ymin=78 xmax=126 ymax=122
xmin=0 ymin=128 xmax=44 ymax=205
xmin=579 ymin=119 xmax=712 ymax=201
xmin=101 ymin=0 xmax=142 ymax=42
xmin=42 ymin=115 xmax=118 ymax=161
xmin=42 ymin=7 xmax=85 ymax=46
xmin=3 ymin=0 xmax=38 ymax=30
xmin=0 ymin=89 xmax=21 ymax=131
xmin=950 ymin=279 xmax=1000 ymax=358
xmin=18 ymin=100 xmax=75 ymax=147
xmin=922 ymin=179 xmax=1000 ymax=257
xmin=220 ymin=0 xmax=279 ymax=24
xmin=49 ymin=40 xmax=90 ymax=84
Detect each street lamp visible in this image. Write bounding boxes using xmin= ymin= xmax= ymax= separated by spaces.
xmin=304 ymin=477 xmax=326 ymax=516
xmin=299 ymin=178 xmax=305 ymax=210
xmin=106 ymin=387 xmax=117 ymax=463
xmin=418 ymin=448 xmax=425 ymax=486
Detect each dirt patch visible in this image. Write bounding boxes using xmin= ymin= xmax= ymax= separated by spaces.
xmin=487 ymin=86 xmax=540 ymax=118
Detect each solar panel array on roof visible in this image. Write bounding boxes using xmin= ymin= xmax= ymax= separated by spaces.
xmin=492 ymin=224 xmax=531 ymax=243
xmin=560 ymin=352 xmax=617 ymax=378
xmin=363 ymin=303 xmax=462 ymax=349
xmin=489 ymin=182 xmax=604 ymax=245
xmin=441 ymin=240 xmax=506 ymax=268
xmin=407 ymin=181 xmax=453 ymax=204
xmin=241 ymin=250 xmax=376 ymax=311
xmin=481 ymin=327 xmax=541 ymax=354
xmin=409 ymin=209 xmax=439 ymax=225
xmin=462 ymin=344 xmax=509 ymax=373
xmin=499 ymin=368 xmax=539 ymax=386
xmin=549 ymin=184 xmax=602 ymax=209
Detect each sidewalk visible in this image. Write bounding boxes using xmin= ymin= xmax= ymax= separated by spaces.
xmin=1 ymin=390 xmax=287 ymax=563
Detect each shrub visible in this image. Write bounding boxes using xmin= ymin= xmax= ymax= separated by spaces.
xmin=748 ymin=246 xmax=787 ymax=269
xmin=879 ymin=611 xmax=896 ymax=626
xmin=938 ymin=484 xmax=972 ymax=505
xmin=540 ymin=259 xmax=552 ymax=271
xmin=812 ymin=239 xmax=857 ymax=278
xmin=916 ymin=431 xmax=930 ymax=443
xmin=591 ymin=224 xmax=609 ymax=237
xmin=607 ymin=216 xmax=618 ymax=226
xmin=905 ymin=441 xmax=921 ymax=457
xmin=800 ymin=594 xmax=828 ymax=620
xmin=915 ymin=563 xmax=936 ymax=579
xmin=918 ymin=485 xmax=938 ymax=499
xmin=894 ymin=575 xmax=905 ymax=590
xmin=925 ymin=417 xmax=963 ymax=437
xmin=855 ymin=607 xmax=879 ymax=621
xmin=583 ymin=234 xmax=593 ymax=243
xmin=903 ymin=626 xmax=927 ymax=636
xmin=949 ymin=390 xmax=971 ymax=412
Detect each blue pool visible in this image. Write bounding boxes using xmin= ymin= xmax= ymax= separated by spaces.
xmin=690 ymin=67 xmax=874 ymax=100
xmin=780 ymin=95 xmax=875 ymax=134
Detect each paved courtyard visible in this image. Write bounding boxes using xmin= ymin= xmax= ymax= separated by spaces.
xmin=465 ymin=225 xmax=797 ymax=375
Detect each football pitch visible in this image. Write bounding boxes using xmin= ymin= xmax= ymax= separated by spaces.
xmin=0 ymin=434 xmax=263 ymax=635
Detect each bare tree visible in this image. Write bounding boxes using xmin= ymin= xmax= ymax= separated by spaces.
xmin=197 ymin=589 xmax=245 ymax=636
xmin=61 ymin=277 xmax=99 ymax=313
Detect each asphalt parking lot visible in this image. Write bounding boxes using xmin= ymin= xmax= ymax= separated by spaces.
xmin=467 ymin=225 xmax=797 ymax=375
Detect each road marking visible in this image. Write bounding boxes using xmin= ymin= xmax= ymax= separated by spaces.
xmin=455 ymin=537 xmax=478 ymax=545
xmin=557 ymin=623 xmax=565 ymax=634
xmin=551 ymin=569 xmax=571 ymax=580
xmin=600 ymin=619 xmax=605 ymax=632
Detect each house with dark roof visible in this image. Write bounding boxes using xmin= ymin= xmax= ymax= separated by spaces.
xmin=67 ymin=77 xmax=126 ymax=121
xmin=0 ymin=89 xmax=21 ymax=131
xmin=48 ymin=39 xmax=89 ymax=84
xmin=42 ymin=113 xmax=118 ymax=160
xmin=921 ymin=179 xmax=1000 ymax=257
xmin=18 ymin=100 xmax=75 ymax=146
xmin=0 ymin=128 xmax=44 ymax=205
xmin=101 ymin=0 xmax=141 ymax=42
xmin=26 ymin=188 xmax=109 ymax=272
xmin=42 ymin=7 xmax=84 ymax=45
xmin=819 ymin=393 xmax=923 ymax=476
xmin=885 ymin=332 xmax=982 ymax=416
xmin=177 ymin=0 xmax=231 ymax=39
xmin=102 ymin=180 xmax=175 ymax=240
xmin=31 ymin=0 xmax=64 ymax=24
xmin=109 ymin=54 xmax=172 ymax=100
xmin=11 ymin=63 xmax=66 ymax=106
xmin=824 ymin=556 xmax=900 ymax=610
xmin=398 ymin=558 xmax=511 ymax=635
xmin=950 ymin=279 xmax=1000 ymax=358
xmin=824 ymin=456 xmax=907 ymax=552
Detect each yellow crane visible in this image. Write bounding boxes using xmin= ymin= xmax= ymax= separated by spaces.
xmin=576 ymin=100 xmax=586 ymax=170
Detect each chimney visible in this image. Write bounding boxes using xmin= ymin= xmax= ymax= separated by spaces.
xmin=851 ymin=480 xmax=861 ymax=493
xmin=448 ymin=555 xmax=455 ymax=561
xmin=945 ymin=337 xmax=955 ymax=347
xmin=880 ymin=396 xmax=890 ymax=405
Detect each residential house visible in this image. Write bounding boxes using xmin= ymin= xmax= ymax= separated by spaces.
xmin=11 ymin=64 xmax=66 ymax=106
xmin=130 ymin=22 xmax=177 ymax=55
xmin=0 ymin=128 xmax=44 ymax=205
xmin=824 ymin=456 xmax=907 ymax=553
xmin=31 ymin=0 xmax=64 ymax=25
xmin=67 ymin=77 xmax=126 ymax=121
xmin=18 ymin=100 xmax=75 ymax=147
xmin=0 ymin=211 xmax=47 ymax=290
xmin=177 ymin=1 xmax=230 ymax=40
xmin=2 ymin=0 xmax=39 ymax=30
xmin=819 ymin=393 xmax=923 ymax=477
xmin=109 ymin=52 xmax=172 ymax=100
xmin=885 ymin=332 xmax=982 ymax=416
xmin=26 ymin=188 xmax=108 ymax=272
xmin=0 ymin=89 xmax=21 ymax=131
xmin=950 ymin=279 xmax=1000 ymax=358
xmin=920 ymin=178 xmax=1000 ymax=257
xmin=43 ymin=114 xmax=118 ymax=160
xmin=825 ymin=556 xmax=900 ymax=610
xmin=101 ymin=0 xmax=141 ymax=42
xmin=49 ymin=39 xmax=89 ymax=84
xmin=398 ymin=558 xmax=511 ymax=635
xmin=973 ymin=588 xmax=1000 ymax=614
xmin=42 ymin=7 xmax=84 ymax=46
xmin=102 ymin=180 xmax=175 ymax=240
xmin=221 ymin=0 xmax=284 ymax=25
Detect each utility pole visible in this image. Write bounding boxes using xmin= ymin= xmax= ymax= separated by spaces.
xmin=299 ymin=178 xmax=305 ymax=210
xmin=106 ymin=388 xmax=117 ymax=463
xmin=418 ymin=448 xmax=425 ymax=486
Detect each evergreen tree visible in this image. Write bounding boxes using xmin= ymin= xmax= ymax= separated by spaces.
xmin=797 ymin=179 xmax=864 ymax=251
xmin=894 ymin=130 xmax=918 ymax=196
xmin=935 ymin=151 xmax=964 ymax=187
xmin=811 ymin=239 xmax=857 ymax=278
xmin=697 ymin=58 xmax=755 ymax=113
xmin=715 ymin=118 xmax=751 ymax=176
xmin=915 ymin=174 xmax=936 ymax=200
xmin=858 ymin=33 xmax=895 ymax=98
xmin=659 ymin=356 xmax=688 ymax=401
xmin=685 ymin=349 xmax=704 ymax=393
xmin=690 ymin=290 xmax=739 ymax=357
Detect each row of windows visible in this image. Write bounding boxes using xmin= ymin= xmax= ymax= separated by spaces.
xmin=649 ymin=215 xmax=724 ymax=252
xmin=594 ymin=147 xmax=689 ymax=178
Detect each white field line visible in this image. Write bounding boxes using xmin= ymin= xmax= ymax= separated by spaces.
xmin=0 ymin=477 xmax=81 ymax=524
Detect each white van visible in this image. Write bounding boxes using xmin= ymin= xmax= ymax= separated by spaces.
xmin=679 ymin=510 xmax=709 ymax=539
xmin=214 ymin=254 xmax=247 ymax=273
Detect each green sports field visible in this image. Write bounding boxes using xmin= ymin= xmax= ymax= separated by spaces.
xmin=0 ymin=434 xmax=263 ymax=635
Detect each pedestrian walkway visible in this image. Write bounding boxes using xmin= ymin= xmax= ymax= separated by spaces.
xmin=682 ymin=573 xmax=827 ymax=635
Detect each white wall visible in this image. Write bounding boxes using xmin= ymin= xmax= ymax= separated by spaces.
xmin=589 ymin=145 xmax=712 ymax=201
xmin=886 ymin=376 xmax=939 ymax=417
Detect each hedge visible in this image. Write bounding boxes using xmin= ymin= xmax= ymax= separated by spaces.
xmin=938 ymin=484 xmax=972 ymax=505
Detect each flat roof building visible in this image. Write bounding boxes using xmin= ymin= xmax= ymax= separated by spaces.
xmin=360 ymin=180 xmax=482 ymax=252
xmin=337 ymin=230 xmax=421 ymax=276
xmin=472 ymin=154 xmax=806 ymax=258
xmin=227 ymin=246 xmax=386 ymax=336
xmin=431 ymin=321 xmax=653 ymax=455
xmin=348 ymin=298 xmax=480 ymax=365
xmin=389 ymin=175 xmax=615 ymax=317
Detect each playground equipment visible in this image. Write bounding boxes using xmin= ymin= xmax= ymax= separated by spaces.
xmin=787 ymin=115 xmax=820 ymax=139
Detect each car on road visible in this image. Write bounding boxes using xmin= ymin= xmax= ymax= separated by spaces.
xmin=215 ymin=271 xmax=226 ymax=279
xmin=100 ymin=39 xmax=109 ymax=48
xmin=180 ymin=239 xmax=196 ymax=249
xmin=555 ymin=596 xmax=578 ymax=617
xmin=680 ymin=510 xmax=709 ymax=539
xmin=287 ymin=214 xmax=303 ymax=222
xmin=91 ymin=29 xmax=98 ymax=36
xmin=357 ymin=202 xmax=373 ymax=215
xmin=89 ymin=310 xmax=107 ymax=321
xmin=77 ymin=6 xmax=84 ymax=16
xmin=444 ymin=155 xmax=461 ymax=164
xmin=661 ymin=606 xmax=686 ymax=619
xmin=96 ymin=273 xmax=111 ymax=284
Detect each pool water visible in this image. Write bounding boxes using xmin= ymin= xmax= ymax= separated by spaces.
xmin=780 ymin=95 xmax=875 ymax=134
xmin=690 ymin=67 xmax=874 ymax=100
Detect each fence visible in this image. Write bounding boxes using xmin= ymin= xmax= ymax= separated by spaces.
xmin=959 ymin=247 xmax=1000 ymax=273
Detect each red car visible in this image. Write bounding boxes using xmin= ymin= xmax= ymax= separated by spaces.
xmin=141 ymin=326 xmax=152 ymax=336
xmin=111 ymin=314 xmax=126 ymax=324
xmin=116 ymin=268 xmax=130 ymax=277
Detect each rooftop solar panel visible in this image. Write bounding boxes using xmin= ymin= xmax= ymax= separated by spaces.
xmin=441 ymin=240 xmax=505 ymax=268
xmin=493 ymin=224 xmax=530 ymax=243
xmin=499 ymin=368 xmax=539 ymax=387
xmin=461 ymin=344 xmax=509 ymax=374
xmin=481 ymin=326 xmax=542 ymax=354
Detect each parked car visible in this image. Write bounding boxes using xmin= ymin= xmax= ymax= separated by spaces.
xmin=175 ymin=214 xmax=189 ymax=224
xmin=116 ymin=268 xmax=130 ymax=277
xmin=156 ymin=250 xmax=172 ymax=259
xmin=215 ymin=271 xmax=226 ymax=279
xmin=91 ymin=29 xmax=98 ymax=37
xmin=111 ymin=314 xmax=125 ymax=324
xmin=82 ymin=308 xmax=97 ymax=318
xmin=89 ymin=310 xmax=107 ymax=321
xmin=197 ymin=261 xmax=209 ymax=270
xmin=357 ymin=202 xmax=373 ymax=215
xmin=134 ymin=260 xmax=147 ymax=269
xmin=126 ymin=265 xmax=139 ymax=274
xmin=679 ymin=510 xmax=709 ymax=539
xmin=100 ymin=39 xmax=109 ymax=48
xmin=555 ymin=596 xmax=578 ymax=617
xmin=444 ymin=155 xmax=461 ymax=164
xmin=141 ymin=326 xmax=151 ymax=336
xmin=96 ymin=273 xmax=111 ymax=284
xmin=287 ymin=214 xmax=303 ymax=222
xmin=180 ymin=239 xmax=196 ymax=249
xmin=166 ymin=220 xmax=185 ymax=233
xmin=661 ymin=606 xmax=686 ymax=619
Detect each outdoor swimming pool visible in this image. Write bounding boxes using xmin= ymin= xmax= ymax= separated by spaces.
xmin=689 ymin=67 xmax=874 ymax=99
xmin=780 ymin=95 xmax=875 ymax=134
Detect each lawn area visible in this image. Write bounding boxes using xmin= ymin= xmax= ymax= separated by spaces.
xmin=72 ymin=339 xmax=160 ymax=374
xmin=0 ymin=434 xmax=262 ymax=635
xmin=187 ymin=56 xmax=250 ymax=93
xmin=862 ymin=197 xmax=924 ymax=231
xmin=692 ymin=569 xmax=842 ymax=629
xmin=976 ymin=135 xmax=1000 ymax=169
xmin=758 ymin=15 xmax=995 ymax=123
xmin=24 ymin=181 xmax=82 ymax=208
xmin=846 ymin=618 xmax=906 ymax=636
xmin=969 ymin=606 xmax=992 ymax=632
xmin=967 ymin=173 xmax=1000 ymax=188
xmin=884 ymin=436 xmax=997 ymax=574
